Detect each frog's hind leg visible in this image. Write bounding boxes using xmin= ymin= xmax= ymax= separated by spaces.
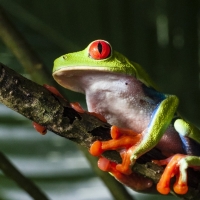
xmin=153 ymin=119 xmax=200 ymax=195
xmin=153 ymin=154 xmax=200 ymax=194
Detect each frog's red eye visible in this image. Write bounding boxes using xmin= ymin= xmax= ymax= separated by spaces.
xmin=89 ymin=40 xmax=111 ymax=60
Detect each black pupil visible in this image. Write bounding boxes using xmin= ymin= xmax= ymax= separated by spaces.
xmin=97 ymin=42 xmax=103 ymax=54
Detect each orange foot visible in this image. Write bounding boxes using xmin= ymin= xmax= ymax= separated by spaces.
xmin=90 ymin=125 xmax=142 ymax=175
xmin=153 ymin=154 xmax=188 ymax=195
xmin=98 ymin=157 xmax=152 ymax=191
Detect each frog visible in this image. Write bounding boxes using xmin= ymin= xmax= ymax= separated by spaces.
xmin=34 ymin=40 xmax=200 ymax=195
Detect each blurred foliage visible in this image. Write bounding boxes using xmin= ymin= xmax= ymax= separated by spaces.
xmin=0 ymin=0 xmax=200 ymax=199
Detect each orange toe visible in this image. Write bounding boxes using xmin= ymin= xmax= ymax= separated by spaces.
xmin=98 ymin=157 xmax=111 ymax=171
xmin=70 ymin=102 xmax=85 ymax=113
xmin=89 ymin=141 xmax=103 ymax=156
xmin=98 ymin=157 xmax=117 ymax=172
xmin=33 ymin=122 xmax=47 ymax=135
xmin=111 ymin=126 xmax=138 ymax=139
xmin=111 ymin=126 xmax=121 ymax=139
xmin=157 ymin=180 xmax=171 ymax=195
xmin=155 ymin=154 xmax=187 ymax=195
xmin=116 ymin=150 xmax=133 ymax=175
xmin=89 ymin=112 xmax=107 ymax=122
xmin=43 ymin=84 xmax=64 ymax=98
xmin=173 ymin=167 xmax=188 ymax=194
xmin=174 ymin=182 xmax=188 ymax=195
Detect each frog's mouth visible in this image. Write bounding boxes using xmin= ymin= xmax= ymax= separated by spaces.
xmin=52 ymin=66 xmax=117 ymax=93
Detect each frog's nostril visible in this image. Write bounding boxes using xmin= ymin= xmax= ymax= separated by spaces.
xmin=63 ymin=55 xmax=67 ymax=60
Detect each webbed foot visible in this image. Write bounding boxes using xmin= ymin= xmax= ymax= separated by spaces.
xmin=90 ymin=125 xmax=141 ymax=174
xmin=153 ymin=154 xmax=189 ymax=194
xmin=98 ymin=157 xmax=152 ymax=191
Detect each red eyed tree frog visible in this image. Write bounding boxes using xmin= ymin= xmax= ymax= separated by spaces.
xmin=36 ymin=40 xmax=200 ymax=195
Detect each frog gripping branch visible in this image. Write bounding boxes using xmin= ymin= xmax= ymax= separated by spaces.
xmin=36 ymin=40 xmax=200 ymax=195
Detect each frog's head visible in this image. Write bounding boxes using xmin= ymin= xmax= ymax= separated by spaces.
xmin=52 ymin=40 xmax=154 ymax=91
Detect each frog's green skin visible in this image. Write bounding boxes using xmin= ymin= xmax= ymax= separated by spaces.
xmin=52 ymin=40 xmax=200 ymax=194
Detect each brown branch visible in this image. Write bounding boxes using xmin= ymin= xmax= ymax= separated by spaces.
xmin=1 ymin=63 xmax=200 ymax=199
xmin=0 ymin=62 xmax=135 ymax=200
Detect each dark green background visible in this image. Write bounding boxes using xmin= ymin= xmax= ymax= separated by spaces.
xmin=0 ymin=0 xmax=199 ymax=199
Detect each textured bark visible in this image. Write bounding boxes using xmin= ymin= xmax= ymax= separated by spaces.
xmin=1 ymin=63 xmax=200 ymax=200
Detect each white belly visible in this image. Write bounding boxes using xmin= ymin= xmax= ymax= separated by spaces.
xmin=86 ymin=83 xmax=156 ymax=133
xmin=75 ymin=71 xmax=158 ymax=133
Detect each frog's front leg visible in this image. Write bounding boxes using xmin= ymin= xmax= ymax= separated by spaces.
xmin=90 ymin=126 xmax=142 ymax=175
xmin=90 ymin=95 xmax=179 ymax=175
